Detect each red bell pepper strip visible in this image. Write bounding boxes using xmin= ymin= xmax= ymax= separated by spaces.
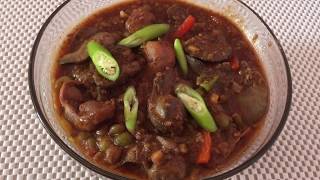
xmin=230 ymin=56 xmax=240 ymax=71
xmin=174 ymin=15 xmax=196 ymax=38
xmin=197 ymin=131 xmax=212 ymax=164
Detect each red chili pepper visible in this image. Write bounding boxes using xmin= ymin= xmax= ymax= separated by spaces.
xmin=174 ymin=15 xmax=196 ymax=38
xmin=197 ymin=131 xmax=212 ymax=164
xmin=231 ymin=56 xmax=240 ymax=71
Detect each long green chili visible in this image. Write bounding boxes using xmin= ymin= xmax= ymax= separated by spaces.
xmin=87 ymin=41 xmax=120 ymax=81
xmin=123 ymin=86 xmax=139 ymax=134
xmin=196 ymin=75 xmax=219 ymax=92
xmin=175 ymin=84 xmax=217 ymax=132
xmin=118 ymin=24 xmax=170 ymax=48
xmin=174 ymin=38 xmax=188 ymax=75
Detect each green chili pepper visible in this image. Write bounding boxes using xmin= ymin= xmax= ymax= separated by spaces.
xmin=118 ymin=24 xmax=170 ymax=48
xmin=87 ymin=41 xmax=120 ymax=81
xmin=174 ymin=38 xmax=188 ymax=75
xmin=196 ymin=75 xmax=219 ymax=92
xmin=175 ymin=84 xmax=217 ymax=132
xmin=123 ymin=86 xmax=139 ymax=134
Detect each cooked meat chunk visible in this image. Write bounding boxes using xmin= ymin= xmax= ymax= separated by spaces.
xmin=72 ymin=63 xmax=94 ymax=86
xmin=167 ymin=5 xmax=188 ymax=24
xmin=148 ymin=155 xmax=186 ymax=180
xmin=156 ymin=136 xmax=178 ymax=152
xmin=60 ymin=32 xmax=120 ymax=64
xmin=125 ymin=5 xmax=156 ymax=33
xmin=228 ymin=85 xmax=268 ymax=125
xmin=105 ymin=144 xmax=123 ymax=164
xmin=149 ymin=68 xmax=178 ymax=96
xmin=212 ymin=126 xmax=243 ymax=159
xmin=148 ymin=69 xmax=186 ymax=135
xmin=123 ymin=145 xmax=140 ymax=164
xmin=59 ymin=81 xmax=86 ymax=104
xmin=59 ymin=81 xmax=116 ymax=131
xmin=237 ymin=61 xmax=266 ymax=87
xmin=91 ymin=32 xmax=121 ymax=47
xmin=72 ymin=46 xmax=146 ymax=88
xmin=83 ymin=138 xmax=99 ymax=156
xmin=185 ymin=32 xmax=232 ymax=62
xmin=143 ymin=41 xmax=175 ymax=73
xmin=186 ymin=55 xmax=213 ymax=75
xmin=148 ymin=95 xmax=186 ymax=135
xmin=78 ymin=100 xmax=115 ymax=123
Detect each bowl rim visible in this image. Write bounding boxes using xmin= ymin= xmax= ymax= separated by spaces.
xmin=28 ymin=0 xmax=292 ymax=179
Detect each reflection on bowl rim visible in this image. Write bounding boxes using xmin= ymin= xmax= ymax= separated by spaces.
xmin=28 ymin=0 xmax=292 ymax=179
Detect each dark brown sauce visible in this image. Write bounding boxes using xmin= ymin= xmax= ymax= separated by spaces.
xmin=52 ymin=0 xmax=268 ymax=179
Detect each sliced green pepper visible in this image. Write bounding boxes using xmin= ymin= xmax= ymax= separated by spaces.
xmin=196 ymin=75 xmax=219 ymax=92
xmin=118 ymin=24 xmax=170 ymax=48
xmin=174 ymin=38 xmax=188 ymax=75
xmin=123 ymin=86 xmax=139 ymax=134
xmin=175 ymin=84 xmax=217 ymax=132
xmin=87 ymin=41 xmax=120 ymax=81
